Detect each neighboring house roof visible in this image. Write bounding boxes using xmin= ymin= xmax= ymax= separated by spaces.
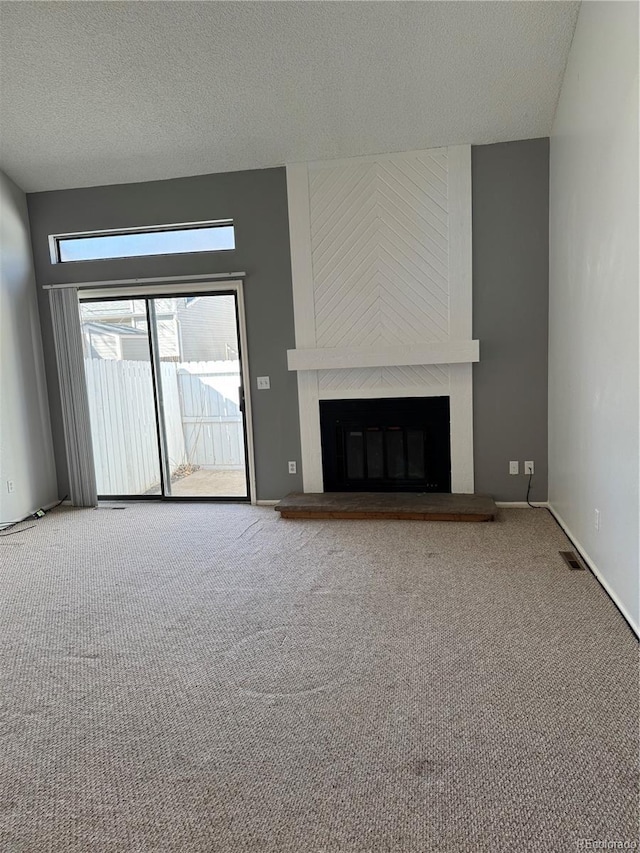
xmin=82 ymin=322 xmax=146 ymax=337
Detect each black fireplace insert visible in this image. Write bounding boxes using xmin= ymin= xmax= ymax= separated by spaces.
xmin=319 ymin=396 xmax=451 ymax=493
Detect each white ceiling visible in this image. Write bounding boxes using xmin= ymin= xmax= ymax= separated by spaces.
xmin=0 ymin=1 xmax=580 ymax=193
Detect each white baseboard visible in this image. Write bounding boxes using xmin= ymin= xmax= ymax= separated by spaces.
xmin=495 ymin=501 xmax=549 ymax=508
xmin=256 ymin=500 xmax=280 ymax=506
xmin=548 ymin=504 xmax=639 ymax=639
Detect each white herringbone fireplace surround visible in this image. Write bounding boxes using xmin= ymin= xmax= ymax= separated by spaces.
xmin=286 ymin=145 xmax=479 ymax=493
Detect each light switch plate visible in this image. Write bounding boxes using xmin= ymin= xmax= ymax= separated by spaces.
xmin=257 ymin=376 xmax=270 ymax=390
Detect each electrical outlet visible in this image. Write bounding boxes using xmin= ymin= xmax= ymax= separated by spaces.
xmin=524 ymin=461 xmax=534 ymax=475
xmin=595 ymin=509 xmax=600 ymax=531
xmin=288 ymin=461 xmax=297 ymax=474
xmin=6 ymin=480 xmax=14 ymax=494
xmin=257 ymin=376 xmax=270 ymax=390
xmin=509 ymin=461 xmax=519 ymax=475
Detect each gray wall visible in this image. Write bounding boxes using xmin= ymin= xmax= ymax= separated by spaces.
xmin=0 ymin=170 xmax=58 ymax=520
xmin=27 ymin=167 xmax=302 ymax=501
xmin=472 ymin=138 xmax=549 ymax=501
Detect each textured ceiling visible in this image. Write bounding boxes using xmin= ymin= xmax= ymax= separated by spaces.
xmin=0 ymin=1 xmax=580 ymax=192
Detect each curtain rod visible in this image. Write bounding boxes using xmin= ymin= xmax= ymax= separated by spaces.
xmin=43 ymin=272 xmax=246 ymax=290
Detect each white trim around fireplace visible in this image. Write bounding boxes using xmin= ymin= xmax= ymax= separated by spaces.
xmin=287 ymin=161 xmax=324 ymax=491
xmin=286 ymin=145 xmax=476 ymax=494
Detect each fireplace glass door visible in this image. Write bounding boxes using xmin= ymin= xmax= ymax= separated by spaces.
xmin=320 ymin=397 xmax=451 ymax=493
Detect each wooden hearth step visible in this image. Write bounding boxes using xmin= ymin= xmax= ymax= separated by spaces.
xmin=275 ymin=492 xmax=497 ymax=522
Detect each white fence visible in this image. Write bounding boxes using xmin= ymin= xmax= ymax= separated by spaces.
xmin=176 ymin=361 xmax=245 ymax=471
xmin=84 ymin=358 xmax=245 ymax=495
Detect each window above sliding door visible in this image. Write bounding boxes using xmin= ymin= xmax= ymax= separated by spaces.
xmin=50 ymin=220 xmax=235 ymax=263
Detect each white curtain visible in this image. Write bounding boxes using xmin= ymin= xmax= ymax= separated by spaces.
xmin=49 ymin=288 xmax=97 ymax=507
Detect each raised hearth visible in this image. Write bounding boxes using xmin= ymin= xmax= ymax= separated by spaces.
xmin=275 ymin=492 xmax=496 ymax=522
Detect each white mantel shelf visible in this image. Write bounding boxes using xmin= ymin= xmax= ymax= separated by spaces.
xmin=287 ymin=341 xmax=480 ymax=372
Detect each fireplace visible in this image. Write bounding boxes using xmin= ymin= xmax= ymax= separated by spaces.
xmin=319 ymin=397 xmax=451 ymax=493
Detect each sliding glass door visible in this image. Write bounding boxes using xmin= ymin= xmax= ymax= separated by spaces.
xmin=80 ymin=298 xmax=162 ymax=497
xmin=152 ymin=294 xmax=248 ymax=498
xmin=79 ymin=291 xmax=249 ymax=500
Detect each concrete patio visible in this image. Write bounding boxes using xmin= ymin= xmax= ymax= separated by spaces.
xmin=169 ymin=468 xmax=247 ymax=498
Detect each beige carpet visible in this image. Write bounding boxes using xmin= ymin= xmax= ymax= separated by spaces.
xmin=0 ymin=505 xmax=637 ymax=852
